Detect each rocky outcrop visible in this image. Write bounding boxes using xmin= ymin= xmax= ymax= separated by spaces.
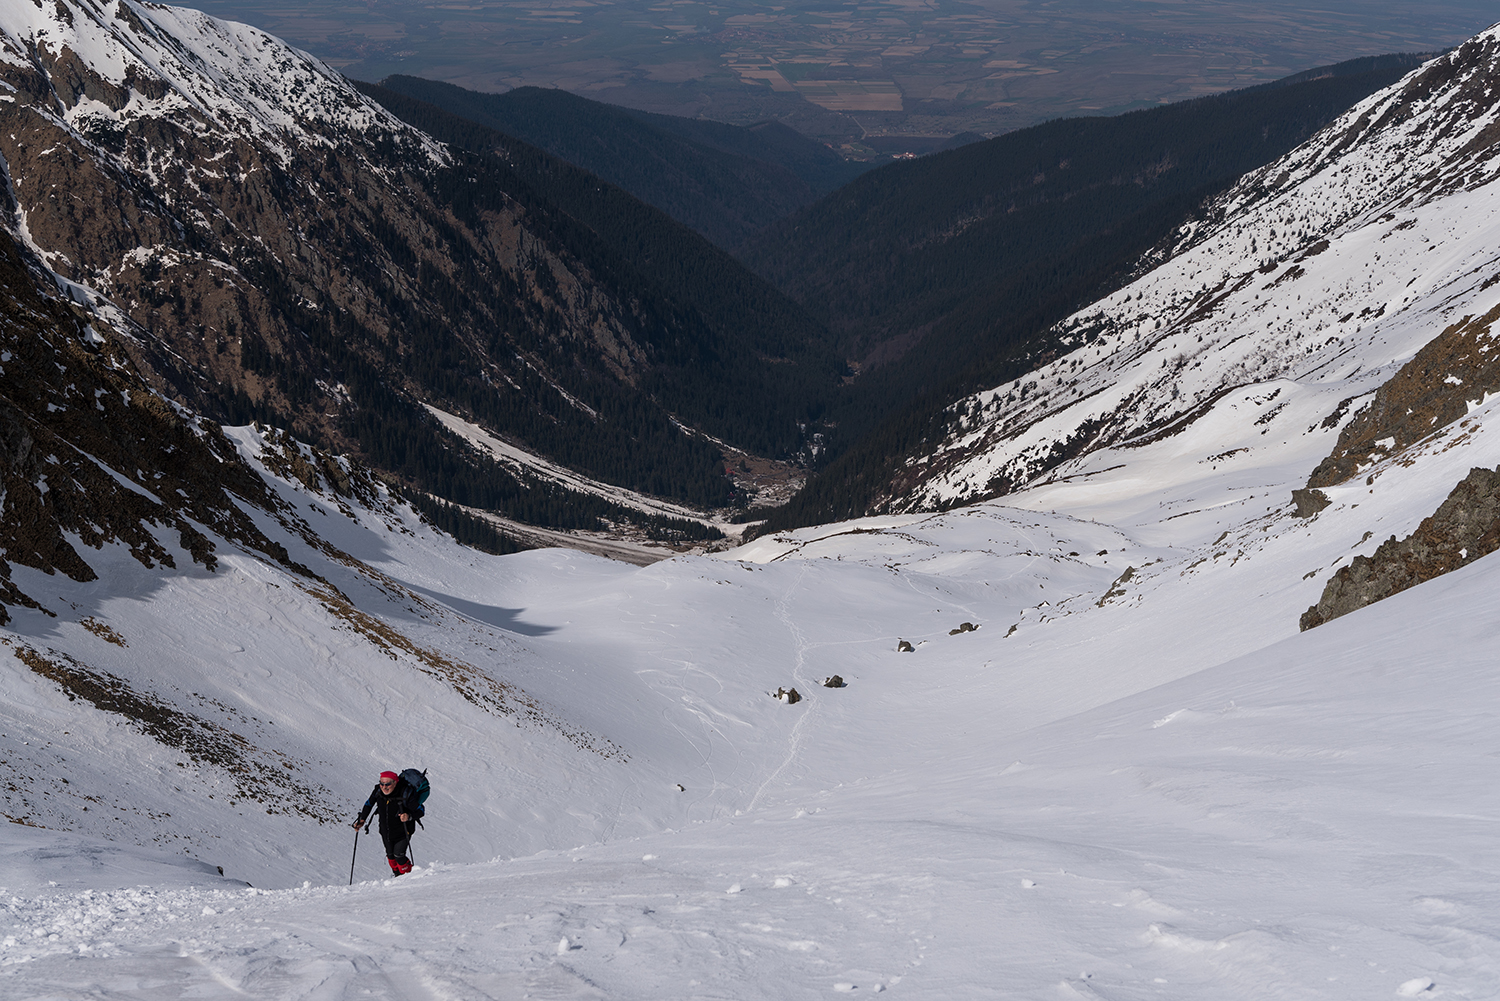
xmin=1300 ymin=466 xmax=1500 ymax=630
xmin=1307 ymin=304 xmax=1500 ymax=488
xmin=1291 ymin=488 xmax=1331 ymax=518
xmin=0 ymin=227 xmax=305 ymax=623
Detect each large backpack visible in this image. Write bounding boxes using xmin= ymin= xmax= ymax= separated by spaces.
xmin=399 ymin=768 xmax=430 ymax=818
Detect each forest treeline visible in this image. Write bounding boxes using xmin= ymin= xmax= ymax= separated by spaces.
xmin=355 ymin=81 xmax=844 ymax=463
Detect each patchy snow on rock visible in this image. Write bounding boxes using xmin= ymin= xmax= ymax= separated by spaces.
xmin=0 ymin=0 xmax=444 ymax=164
xmin=906 ymin=27 xmax=1500 ymax=512
xmin=425 ymin=403 xmax=742 ymax=536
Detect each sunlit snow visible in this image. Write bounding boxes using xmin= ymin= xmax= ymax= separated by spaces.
xmin=4 ymin=12 xmax=1500 ymax=1001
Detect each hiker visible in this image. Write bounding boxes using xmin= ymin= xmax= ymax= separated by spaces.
xmin=352 ymin=769 xmax=424 ymax=876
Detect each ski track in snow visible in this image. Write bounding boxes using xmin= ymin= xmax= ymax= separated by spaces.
xmin=747 ymin=562 xmax=815 ymax=815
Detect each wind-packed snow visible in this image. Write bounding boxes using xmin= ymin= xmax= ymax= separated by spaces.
xmin=6 ymin=15 xmax=1500 ymax=1001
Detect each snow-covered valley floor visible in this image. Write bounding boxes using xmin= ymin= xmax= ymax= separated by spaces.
xmin=7 ymin=14 xmax=1500 ymax=1000
xmin=4 ymin=385 xmax=1499 ymax=999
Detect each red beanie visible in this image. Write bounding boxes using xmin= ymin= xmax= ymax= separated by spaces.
xmin=379 ymin=771 xmax=398 ymax=782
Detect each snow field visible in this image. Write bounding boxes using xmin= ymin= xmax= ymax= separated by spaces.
xmin=913 ymin=33 xmax=1500 ymax=513
xmin=6 ymin=367 xmax=1499 ymax=997
xmin=5 ymin=21 xmax=1500 ymax=998
xmin=5 ymin=542 xmax=1499 ymax=998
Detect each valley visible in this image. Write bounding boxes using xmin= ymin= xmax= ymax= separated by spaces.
xmin=3 ymin=5 xmax=1500 ymax=999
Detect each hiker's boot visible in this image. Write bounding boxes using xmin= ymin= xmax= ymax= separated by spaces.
xmin=387 ymin=858 xmax=402 ymax=876
xmin=394 ymin=858 xmax=413 ymax=875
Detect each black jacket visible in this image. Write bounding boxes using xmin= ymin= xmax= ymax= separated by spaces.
xmin=357 ymin=777 xmax=425 ymax=832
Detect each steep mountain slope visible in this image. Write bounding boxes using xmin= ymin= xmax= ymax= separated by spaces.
xmin=10 ymin=548 xmax=1500 ymax=997
xmin=629 ymin=110 xmax=869 ymax=201
xmin=0 ymin=225 xmax=300 ymax=622
xmin=371 ymin=78 xmax=869 ymax=250
xmin=5 ymin=192 xmax=1500 ymax=995
xmin=875 ymin=29 xmax=1500 ymax=517
xmin=739 ymin=54 xmax=1430 ymax=467
xmin=0 ymin=221 xmax=652 ymax=874
xmin=7 ymin=24 xmax=1500 ymax=997
xmin=0 ymin=0 xmax=836 ymax=532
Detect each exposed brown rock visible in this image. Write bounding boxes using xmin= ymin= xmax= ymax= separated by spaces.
xmin=1300 ymin=465 xmax=1500 ymax=630
xmin=0 ymin=227 xmax=305 ymax=621
xmin=0 ymin=37 xmax=672 ymax=489
xmin=1307 ymin=304 xmax=1500 ymax=488
xmin=1291 ymin=488 xmax=1331 ymax=518
xmin=1097 ymin=566 xmax=1135 ymax=606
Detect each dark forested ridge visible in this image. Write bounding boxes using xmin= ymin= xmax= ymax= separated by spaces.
xmin=212 ymin=138 xmax=750 ymax=512
xmin=369 ymin=77 xmax=870 ymax=251
xmin=743 ymin=53 xmax=1430 ymax=367
xmin=354 ymin=81 xmax=845 ymax=461
xmin=744 ymin=53 xmax=1433 ymax=533
xmin=627 ymin=110 xmax=871 ymax=202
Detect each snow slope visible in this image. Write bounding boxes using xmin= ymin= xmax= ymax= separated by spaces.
xmin=901 ymin=26 xmax=1500 ymax=512
xmin=0 ymin=0 xmax=441 ymax=164
xmin=3 ymin=359 xmax=1499 ymax=998
xmin=4 ymin=413 xmax=1499 ymax=996
xmin=5 ymin=18 xmax=1500 ymax=1001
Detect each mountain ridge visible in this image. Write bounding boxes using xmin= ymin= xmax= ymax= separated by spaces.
xmin=753 ymin=43 xmax=1498 ymax=531
xmin=872 ymin=28 xmax=1500 ymax=516
xmin=369 ymin=77 xmax=871 ymax=251
xmin=4 ymin=14 xmax=1500 ymax=997
xmin=0 ymin=0 xmax=839 ymax=544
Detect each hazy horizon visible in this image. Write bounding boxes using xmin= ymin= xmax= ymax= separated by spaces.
xmin=156 ymin=1 xmax=1500 ymax=141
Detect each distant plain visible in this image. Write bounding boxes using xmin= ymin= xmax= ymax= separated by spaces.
xmin=191 ymin=0 xmax=1497 ymax=143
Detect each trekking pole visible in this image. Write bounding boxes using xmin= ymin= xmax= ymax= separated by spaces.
xmin=349 ymin=827 xmax=360 ymax=886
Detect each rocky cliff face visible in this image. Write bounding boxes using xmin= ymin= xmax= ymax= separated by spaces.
xmin=1306 ymin=304 xmax=1500 ymax=488
xmin=0 ymin=0 xmax=754 ymax=518
xmin=1300 ymin=465 xmax=1500 ymax=629
xmin=0 ymin=222 xmax=304 ymax=623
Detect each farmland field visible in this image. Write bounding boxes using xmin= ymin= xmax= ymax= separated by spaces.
xmin=192 ymin=0 xmax=1497 ymax=140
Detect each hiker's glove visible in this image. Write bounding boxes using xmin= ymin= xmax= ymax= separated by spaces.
xmin=351 ymin=818 xmax=363 ymax=829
